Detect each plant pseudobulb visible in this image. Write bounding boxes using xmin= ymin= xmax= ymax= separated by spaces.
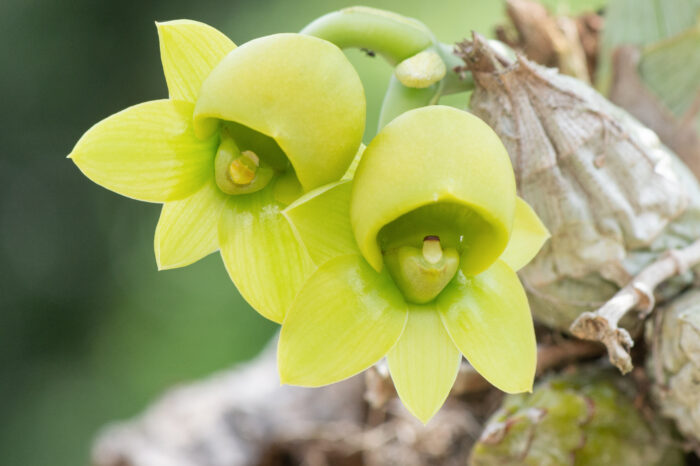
xmin=471 ymin=368 xmax=683 ymax=466
xmin=458 ymin=34 xmax=700 ymax=332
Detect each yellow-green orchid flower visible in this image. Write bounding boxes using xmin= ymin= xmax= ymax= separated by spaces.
xmin=281 ymin=105 xmax=550 ymax=423
xmin=69 ymin=20 xmax=366 ymax=323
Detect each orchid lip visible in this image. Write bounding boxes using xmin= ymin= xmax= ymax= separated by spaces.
xmin=214 ymin=134 xmax=275 ymax=195
xmin=384 ymin=235 xmax=460 ymax=304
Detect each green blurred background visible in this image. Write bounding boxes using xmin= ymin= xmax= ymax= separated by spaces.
xmin=0 ymin=0 xmax=602 ymax=464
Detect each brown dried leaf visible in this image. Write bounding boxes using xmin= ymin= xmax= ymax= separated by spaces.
xmin=497 ymin=0 xmax=595 ymax=82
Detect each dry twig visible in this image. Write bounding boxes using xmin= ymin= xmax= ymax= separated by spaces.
xmin=570 ymin=239 xmax=700 ymax=373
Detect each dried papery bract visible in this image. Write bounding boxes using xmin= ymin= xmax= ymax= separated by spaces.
xmin=456 ymin=34 xmax=700 ymax=341
xmin=496 ymin=0 xmax=594 ymax=83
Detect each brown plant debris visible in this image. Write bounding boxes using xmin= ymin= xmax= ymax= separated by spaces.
xmin=495 ymin=0 xmax=601 ymax=82
xmin=92 ymin=339 xmax=486 ymax=466
xmin=571 ymin=239 xmax=700 ymax=373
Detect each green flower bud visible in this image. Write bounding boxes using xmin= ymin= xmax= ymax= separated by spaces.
xmin=350 ymin=105 xmax=516 ymax=277
xmin=194 ymin=33 xmax=366 ymax=193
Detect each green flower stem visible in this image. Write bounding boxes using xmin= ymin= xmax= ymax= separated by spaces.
xmin=437 ymin=42 xmax=474 ymax=95
xmin=378 ymin=44 xmax=474 ymax=129
xmin=300 ymin=6 xmax=434 ymax=64
xmin=302 ymin=8 xmax=475 ymax=130
xmin=378 ymin=75 xmax=438 ymax=130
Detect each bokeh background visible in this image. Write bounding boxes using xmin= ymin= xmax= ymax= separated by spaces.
xmin=0 ymin=0 xmax=603 ymax=464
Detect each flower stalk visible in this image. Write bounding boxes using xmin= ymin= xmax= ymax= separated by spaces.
xmin=301 ymin=7 xmax=475 ymax=129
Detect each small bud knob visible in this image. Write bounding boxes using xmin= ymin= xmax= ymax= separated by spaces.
xmin=394 ymin=50 xmax=446 ymax=89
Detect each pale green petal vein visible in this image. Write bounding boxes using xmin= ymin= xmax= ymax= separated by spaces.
xmin=69 ymin=99 xmax=216 ymax=202
xmin=155 ymin=178 xmax=228 ymax=270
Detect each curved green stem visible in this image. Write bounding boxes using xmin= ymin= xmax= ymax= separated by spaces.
xmin=379 ymin=75 xmax=438 ymax=129
xmin=436 ymin=42 xmax=474 ymax=96
xmin=301 ymin=6 xmax=433 ymax=65
xmin=302 ymin=7 xmax=476 ymax=131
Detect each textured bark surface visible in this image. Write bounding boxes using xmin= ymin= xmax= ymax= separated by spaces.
xmin=92 ymin=335 xmax=606 ymax=466
xmin=496 ymin=0 xmax=595 ymax=82
xmin=92 ymin=339 xmax=489 ymax=466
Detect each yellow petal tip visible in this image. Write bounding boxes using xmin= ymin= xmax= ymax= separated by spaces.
xmin=401 ymin=400 xmax=440 ymax=425
xmin=155 ymin=19 xmax=186 ymax=29
xmin=497 ymin=380 xmax=534 ymax=395
xmin=153 ymin=250 xmax=181 ymax=271
xmin=415 ymin=412 xmax=436 ymax=425
xmin=277 ymin=362 xmax=294 ymax=387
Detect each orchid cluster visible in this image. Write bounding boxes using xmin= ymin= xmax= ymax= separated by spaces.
xmin=70 ymin=8 xmax=549 ymax=423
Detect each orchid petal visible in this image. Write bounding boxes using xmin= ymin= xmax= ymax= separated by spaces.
xmin=283 ymin=180 xmax=359 ymax=265
xmin=387 ymin=307 xmax=461 ymax=423
xmin=218 ymin=185 xmax=313 ymax=323
xmin=157 ymin=20 xmax=235 ymax=103
xmin=342 ymin=143 xmax=366 ymax=181
xmin=499 ymin=197 xmax=550 ymax=271
xmin=278 ymin=254 xmax=408 ymax=386
xmin=194 ymin=33 xmax=366 ymax=191
xmin=69 ymin=100 xmax=215 ymax=202
xmin=155 ymin=178 xmax=228 ymax=270
xmin=438 ymin=260 xmax=536 ymax=393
